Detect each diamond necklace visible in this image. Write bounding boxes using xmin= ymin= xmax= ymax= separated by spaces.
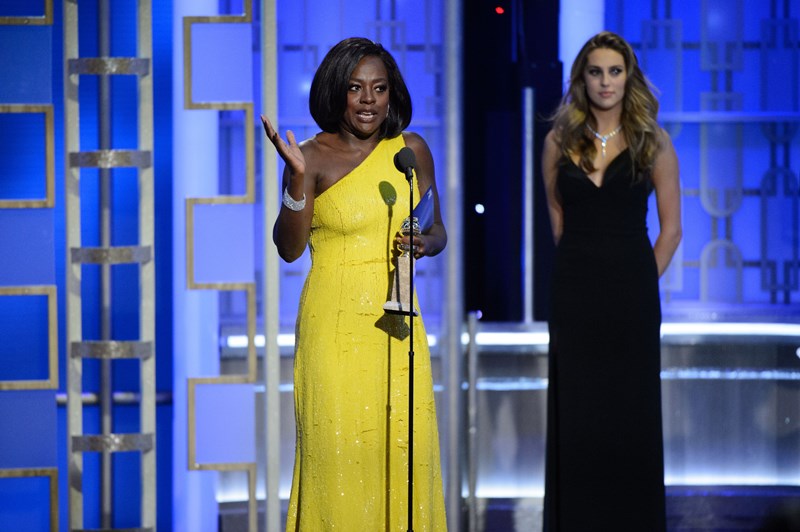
xmin=586 ymin=123 xmax=622 ymax=158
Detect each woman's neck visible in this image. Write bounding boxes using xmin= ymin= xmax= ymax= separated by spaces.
xmin=321 ymin=130 xmax=381 ymax=152
xmin=588 ymin=108 xmax=622 ymax=134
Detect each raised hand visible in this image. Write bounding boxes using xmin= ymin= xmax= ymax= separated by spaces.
xmin=261 ymin=114 xmax=305 ymax=176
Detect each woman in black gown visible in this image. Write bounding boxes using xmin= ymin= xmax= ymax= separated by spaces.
xmin=541 ymin=31 xmax=682 ymax=531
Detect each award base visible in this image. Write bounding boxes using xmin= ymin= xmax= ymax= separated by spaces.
xmin=383 ymin=255 xmax=418 ymax=316
xmin=382 ymin=300 xmax=418 ymax=316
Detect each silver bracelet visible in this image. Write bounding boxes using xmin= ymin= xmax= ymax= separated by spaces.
xmin=282 ymin=187 xmax=306 ymax=211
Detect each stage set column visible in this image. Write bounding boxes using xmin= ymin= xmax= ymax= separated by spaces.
xmin=173 ymin=0 xmax=264 ymax=531
xmin=172 ymin=0 xmax=220 ymax=529
xmin=559 ymin=0 xmax=604 ymax=86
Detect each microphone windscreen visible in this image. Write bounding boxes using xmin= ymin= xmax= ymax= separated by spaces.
xmin=393 ymin=147 xmax=416 ymax=173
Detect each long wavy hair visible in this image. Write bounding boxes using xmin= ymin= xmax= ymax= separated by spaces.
xmin=309 ymin=37 xmax=412 ymax=139
xmin=551 ymin=31 xmax=661 ymax=181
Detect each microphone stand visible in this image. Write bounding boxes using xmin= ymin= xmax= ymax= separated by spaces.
xmin=390 ymin=146 xmax=419 ymax=531
xmin=404 ymin=166 xmax=415 ymax=532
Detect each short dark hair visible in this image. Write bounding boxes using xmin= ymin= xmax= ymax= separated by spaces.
xmin=309 ymin=37 xmax=412 ymax=139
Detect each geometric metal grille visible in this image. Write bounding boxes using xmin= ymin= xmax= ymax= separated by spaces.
xmin=0 ymin=3 xmax=59 ymax=531
xmin=182 ymin=1 xmax=259 ymax=530
xmin=64 ymin=0 xmax=156 ymax=530
xmin=618 ymin=2 xmax=800 ymax=307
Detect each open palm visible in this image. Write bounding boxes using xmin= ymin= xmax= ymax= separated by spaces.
xmin=261 ymin=114 xmax=305 ymax=176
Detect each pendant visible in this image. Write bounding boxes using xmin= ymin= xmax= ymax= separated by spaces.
xmin=586 ymin=124 xmax=622 ymax=158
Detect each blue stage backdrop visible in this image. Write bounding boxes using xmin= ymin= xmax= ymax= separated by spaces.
xmin=1 ymin=0 xmax=799 ymax=530
xmin=0 ymin=5 xmax=59 ymax=532
xmin=0 ymin=0 xmax=174 ymax=530
xmin=605 ymin=0 xmax=800 ymax=311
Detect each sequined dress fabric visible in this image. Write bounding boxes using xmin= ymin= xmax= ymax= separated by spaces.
xmin=543 ymin=150 xmax=667 ymax=531
xmin=285 ymin=135 xmax=447 ymax=531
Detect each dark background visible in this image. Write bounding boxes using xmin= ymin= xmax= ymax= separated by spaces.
xmin=463 ymin=0 xmax=563 ymax=321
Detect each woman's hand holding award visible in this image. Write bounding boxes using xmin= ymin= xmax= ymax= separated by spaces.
xmin=383 ymin=186 xmax=433 ymax=316
xmin=384 ymin=215 xmax=421 ymax=315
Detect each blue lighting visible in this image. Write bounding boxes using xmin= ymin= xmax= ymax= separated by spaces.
xmin=224 ymin=322 xmax=800 ymax=364
xmin=661 ymin=368 xmax=800 ymax=381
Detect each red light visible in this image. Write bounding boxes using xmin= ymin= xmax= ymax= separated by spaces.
xmin=495 ymin=6 xmax=505 ymax=14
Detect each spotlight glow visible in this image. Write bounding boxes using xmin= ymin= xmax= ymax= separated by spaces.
xmin=225 ymin=322 xmax=800 ymax=351
xmin=461 ymin=331 xmax=550 ymax=346
xmin=661 ymin=322 xmax=800 ymax=337
xmin=226 ymin=333 xmax=437 ymax=348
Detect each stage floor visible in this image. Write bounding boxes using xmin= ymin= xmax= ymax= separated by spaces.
xmin=219 ymin=486 xmax=800 ymax=531
xmin=217 ymin=315 xmax=800 ymax=531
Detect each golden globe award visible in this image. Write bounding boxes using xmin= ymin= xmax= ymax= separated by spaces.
xmin=383 ymin=215 xmax=420 ymax=315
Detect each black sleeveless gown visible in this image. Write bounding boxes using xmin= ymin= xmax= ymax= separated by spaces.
xmin=543 ymin=150 xmax=667 ymax=532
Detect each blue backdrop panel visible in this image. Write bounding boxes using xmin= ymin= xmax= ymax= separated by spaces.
xmin=0 ymin=26 xmax=51 ymax=103
xmin=0 ymin=209 xmax=55 ymax=283
xmin=0 ymin=0 xmax=46 ymax=17
xmin=0 ymin=391 xmax=57 ymax=468
xmin=0 ymin=476 xmax=52 ymax=532
xmin=0 ymin=295 xmax=49 ymax=380
xmin=195 ymin=383 xmax=255 ymax=464
xmin=194 ymin=203 xmax=254 ymax=283
xmin=0 ymin=113 xmax=48 ymax=200
xmin=191 ymin=23 xmax=252 ymax=103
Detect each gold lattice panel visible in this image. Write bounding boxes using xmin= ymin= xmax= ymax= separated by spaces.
xmin=0 ymin=7 xmax=58 ymax=529
xmin=183 ymin=1 xmax=258 ymax=530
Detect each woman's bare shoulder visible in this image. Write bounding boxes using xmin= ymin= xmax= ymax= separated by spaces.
xmin=297 ymin=133 xmax=325 ymax=154
xmin=543 ymin=128 xmax=563 ymax=156
xmin=401 ymin=130 xmax=430 ymax=151
xmin=656 ymin=127 xmax=675 ymax=148
xmin=297 ymin=133 xmax=334 ymax=170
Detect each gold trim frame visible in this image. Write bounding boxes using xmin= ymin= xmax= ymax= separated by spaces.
xmin=0 ymin=0 xmax=53 ymax=25
xmin=183 ymin=1 xmax=258 ymax=530
xmin=0 ymin=285 xmax=58 ymax=390
xmin=0 ymin=105 xmax=55 ymax=209
xmin=1 ymin=7 xmax=59 ymax=530
xmin=0 ymin=468 xmax=58 ymax=531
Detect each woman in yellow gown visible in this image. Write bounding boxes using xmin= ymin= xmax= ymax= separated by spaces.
xmin=261 ymin=37 xmax=448 ymax=531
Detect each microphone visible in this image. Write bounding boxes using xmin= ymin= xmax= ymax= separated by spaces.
xmin=393 ymin=147 xmax=416 ymax=181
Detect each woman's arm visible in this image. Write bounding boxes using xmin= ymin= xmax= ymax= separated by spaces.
xmin=399 ymin=131 xmax=447 ymax=258
xmin=651 ymin=128 xmax=682 ymax=277
xmin=262 ymin=115 xmax=316 ymax=263
xmin=542 ymin=130 xmax=564 ymax=244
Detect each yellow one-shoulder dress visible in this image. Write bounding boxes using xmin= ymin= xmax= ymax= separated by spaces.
xmin=285 ymin=134 xmax=447 ymax=531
